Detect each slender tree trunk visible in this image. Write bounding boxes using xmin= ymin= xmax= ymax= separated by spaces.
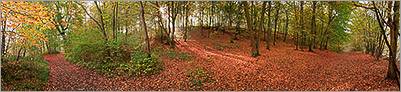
xmin=283 ymin=7 xmax=289 ymax=42
xmin=184 ymin=3 xmax=189 ymax=42
xmin=376 ymin=33 xmax=383 ymax=60
xmin=1 ymin=13 xmax=6 ymax=58
xmin=167 ymin=2 xmax=172 ymax=46
xmin=115 ymin=2 xmax=118 ymax=40
xmin=234 ymin=2 xmax=241 ymax=40
xmin=273 ymin=2 xmax=280 ymax=46
xmin=200 ymin=7 xmax=203 ymax=27
xmin=309 ymin=1 xmax=317 ymax=52
xmin=260 ymin=1 xmax=267 ymax=40
xmin=228 ymin=2 xmax=233 ymax=28
xmin=170 ymin=2 xmax=177 ymax=48
xmin=295 ymin=2 xmax=299 ymax=50
xmin=112 ymin=2 xmax=117 ymax=40
xmin=16 ymin=47 xmax=23 ymax=61
xmin=209 ymin=2 xmax=212 ymax=28
xmin=244 ymin=1 xmax=259 ymax=57
xmin=299 ymin=1 xmax=304 ymax=50
xmin=266 ymin=1 xmax=272 ymax=50
xmin=140 ymin=1 xmax=151 ymax=57
xmin=94 ymin=1 xmax=107 ymax=42
xmin=155 ymin=2 xmax=166 ymax=43
xmin=319 ymin=16 xmax=325 ymax=50
xmin=255 ymin=1 xmax=266 ymax=56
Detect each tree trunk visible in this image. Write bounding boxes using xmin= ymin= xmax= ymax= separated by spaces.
xmin=234 ymin=2 xmax=242 ymax=40
xmin=200 ymin=7 xmax=203 ymax=27
xmin=273 ymin=2 xmax=280 ymax=46
xmin=94 ymin=1 xmax=108 ymax=42
xmin=387 ymin=1 xmax=399 ymax=80
xmin=16 ymin=47 xmax=23 ymax=61
xmin=209 ymin=2 xmax=212 ymax=28
xmin=184 ymin=2 xmax=189 ymax=42
xmin=112 ymin=2 xmax=117 ymax=40
xmin=140 ymin=1 xmax=151 ymax=57
xmin=1 ymin=13 xmax=6 ymax=58
xmin=373 ymin=1 xmax=399 ymax=81
xmin=244 ymin=1 xmax=259 ymax=57
xmin=155 ymin=2 xmax=166 ymax=43
xmin=260 ymin=1 xmax=267 ymax=40
xmin=266 ymin=1 xmax=272 ymax=50
xmin=309 ymin=1 xmax=317 ymax=52
xmin=228 ymin=2 xmax=233 ymax=28
xmin=171 ymin=3 xmax=177 ymax=48
xmin=283 ymin=6 xmax=289 ymax=42
xmin=299 ymin=1 xmax=304 ymax=49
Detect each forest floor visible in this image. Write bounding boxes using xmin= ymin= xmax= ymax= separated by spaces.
xmin=43 ymin=29 xmax=399 ymax=91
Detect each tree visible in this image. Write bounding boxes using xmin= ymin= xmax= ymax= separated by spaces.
xmin=351 ymin=1 xmax=399 ymax=82
xmin=266 ymin=1 xmax=272 ymax=50
xmin=283 ymin=2 xmax=289 ymax=42
xmin=140 ymin=1 xmax=151 ymax=57
xmin=1 ymin=1 xmax=54 ymax=59
xmin=260 ymin=1 xmax=267 ymax=45
xmin=372 ymin=1 xmax=399 ymax=81
xmin=112 ymin=2 xmax=118 ymax=40
xmin=168 ymin=2 xmax=179 ymax=48
xmin=273 ymin=2 xmax=280 ymax=45
xmin=76 ymin=1 xmax=108 ymax=41
xmin=233 ymin=2 xmax=242 ymax=41
xmin=183 ymin=2 xmax=190 ymax=42
xmin=243 ymin=1 xmax=260 ymax=57
xmin=50 ymin=1 xmax=73 ymax=40
xmin=296 ymin=1 xmax=305 ymax=50
xmin=309 ymin=1 xmax=317 ymax=52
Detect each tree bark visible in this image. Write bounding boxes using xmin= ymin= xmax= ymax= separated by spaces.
xmin=140 ymin=1 xmax=151 ymax=57
xmin=388 ymin=1 xmax=399 ymax=80
xmin=273 ymin=2 xmax=280 ymax=46
xmin=244 ymin=1 xmax=259 ymax=57
xmin=299 ymin=1 xmax=304 ymax=49
xmin=283 ymin=5 xmax=289 ymax=42
xmin=234 ymin=2 xmax=242 ymax=40
xmin=170 ymin=2 xmax=178 ymax=48
xmin=373 ymin=1 xmax=399 ymax=81
xmin=1 ymin=12 xmax=6 ymax=58
xmin=266 ymin=1 xmax=272 ymax=50
xmin=112 ymin=2 xmax=117 ymax=40
xmin=184 ymin=2 xmax=189 ymax=42
xmin=309 ymin=1 xmax=317 ymax=52
xmin=94 ymin=1 xmax=108 ymax=41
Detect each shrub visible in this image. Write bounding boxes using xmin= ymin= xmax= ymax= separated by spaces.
xmin=187 ymin=67 xmax=213 ymax=90
xmin=166 ymin=50 xmax=192 ymax=61
xmin=64 ymin=28 xmax=162 ymax=76
xmin=130 ymin=51 xmax=163 ymax=75
xmin=1 ymin=56 xmax=49 ymax=91
xmin=44 ymin=29 xmax=62 ymax=54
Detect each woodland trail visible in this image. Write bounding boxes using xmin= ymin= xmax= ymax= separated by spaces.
xmin=43 ymin=30 xmax=399 ymax=91
xmin=43 ymin=53 xmax=192 ymax=91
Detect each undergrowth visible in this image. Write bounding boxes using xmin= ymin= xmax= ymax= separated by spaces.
xmin=1 ymin=56 xmax=49 ymax=91
xmin=165 ymin=50 xmax=192 ymax=61
xmin=187 ymin=67 xmax=213 ymax=90
xmin=64 ymin=28 xmax=163 ymax=77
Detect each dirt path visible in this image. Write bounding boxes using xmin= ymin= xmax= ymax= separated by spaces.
xmin=44 ymin=54 xmax=117 ymax=90
xmin=43 ymin=30 xmax=399 ymax=91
